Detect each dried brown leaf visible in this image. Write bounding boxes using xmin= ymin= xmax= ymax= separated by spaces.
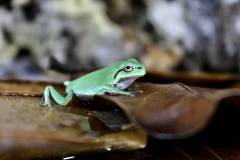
xmin=100 ymin=83 xmax=240 ymax=139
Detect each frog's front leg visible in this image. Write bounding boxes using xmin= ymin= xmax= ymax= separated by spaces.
xmin=101 ymin=85 xmax=134 ymax=96
xmin=42 ymin=86 xmax=73 ymax=108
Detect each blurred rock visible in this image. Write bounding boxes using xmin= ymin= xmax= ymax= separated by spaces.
xmin=0 ymin=0 xmax=140 ymax=74
xmin=1 ymin=0 xmax=240 ymax=75
xmin=147 ymin=0 xmax=240 ymax=73
xmin=142 ymin=45 xmax=183 ymax=72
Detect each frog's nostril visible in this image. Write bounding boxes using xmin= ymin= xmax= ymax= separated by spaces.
xmin=136 ymin=67 xmax=142 ymax=69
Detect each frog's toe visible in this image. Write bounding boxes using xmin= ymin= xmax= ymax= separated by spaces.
xmin=41 ymin=97 xmax=46 ymax=105
xmin=125 ymin=92 xmax=134 ymax=96
xmin=130 ymin=93 xmax=135 ymax=96
xmin=41 ymin=97 xmax=52 ymax=108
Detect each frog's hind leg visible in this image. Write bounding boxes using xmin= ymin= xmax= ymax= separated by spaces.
xmin=42 ymin=86 xmax=73 ymax=108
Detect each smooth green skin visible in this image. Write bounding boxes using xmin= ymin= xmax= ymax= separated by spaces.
xmin=42 ymin=58 xmax=146 ymax=108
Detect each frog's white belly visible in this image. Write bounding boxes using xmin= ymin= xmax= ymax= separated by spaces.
xmin=116 ymin=78 xmax=137 ymax=90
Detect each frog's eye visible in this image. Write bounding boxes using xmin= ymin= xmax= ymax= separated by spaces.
xmin=124 ymin=65 xmax=133 ymax=72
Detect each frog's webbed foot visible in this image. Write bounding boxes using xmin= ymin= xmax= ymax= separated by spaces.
xmin=119 ymin=91 xmax=134 ymax=96
xmin=42 ymin=86 xmax=73 ymax=109
xmin=102 ymin=85 xmax=134 ymax=96
xmin=41 ymin=97 xmax=47 ymax=106
xmin=42 ymin=86 xmax=52 ymax=108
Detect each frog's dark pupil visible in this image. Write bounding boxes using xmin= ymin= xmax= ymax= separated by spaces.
xmin=123 ymin=65 xmax=133 ymax=72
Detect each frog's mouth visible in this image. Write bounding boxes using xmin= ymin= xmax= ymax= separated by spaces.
xmin=116 ymin=76 xmax=140 ymax=90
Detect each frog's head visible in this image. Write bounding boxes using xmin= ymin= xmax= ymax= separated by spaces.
xmin=113 ymin=58 xmax=146 ymax=89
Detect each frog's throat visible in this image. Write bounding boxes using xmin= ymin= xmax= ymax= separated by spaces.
xmin=115 ymin=77 xmax=139 ymax=90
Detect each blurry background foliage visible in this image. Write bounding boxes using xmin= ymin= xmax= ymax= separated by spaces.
xmin=0 ymin=0 xmax=240 ymax=76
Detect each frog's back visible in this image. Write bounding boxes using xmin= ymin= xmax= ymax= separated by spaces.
xmin=65 ymin=67 xmax=113 ymax=96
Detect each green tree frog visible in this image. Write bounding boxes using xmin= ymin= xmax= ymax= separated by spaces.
xmin=42 ymin=58 xmax=146 ymax=108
